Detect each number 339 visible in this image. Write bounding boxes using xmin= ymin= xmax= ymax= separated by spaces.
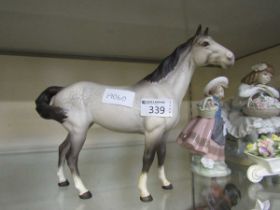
xmin=148 ymin=106 xmax=165 ymax=114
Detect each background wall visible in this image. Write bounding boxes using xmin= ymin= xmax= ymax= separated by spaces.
xmin=0 ymin=46 xmax=279 ymax=153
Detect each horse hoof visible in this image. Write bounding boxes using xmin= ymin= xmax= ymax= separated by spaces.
xmin=162 ymin=184 xmax=173 ymax=190
xmin=79 ymin=191 xmax=92 ymax=200
xmin=58 ymin=180 xmax=70 ymax=187
xmin=140 ymin=195 xmax=153 ymax=202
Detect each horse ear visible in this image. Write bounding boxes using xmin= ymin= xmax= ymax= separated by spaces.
xmin=204 ymin=27 xmax=209 ymax=36
xmin=195 ymin=24 xmax=202 ymax=37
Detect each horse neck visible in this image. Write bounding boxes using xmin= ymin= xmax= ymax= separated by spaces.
xmin=158 ymin=54 xmax=195 ymax=102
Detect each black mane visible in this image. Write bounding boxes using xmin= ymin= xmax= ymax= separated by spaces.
xmin=142 ymin=37 xmax=194 ymax=82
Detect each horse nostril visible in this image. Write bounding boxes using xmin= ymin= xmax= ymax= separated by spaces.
xmin=226 ymin=52 xmax=234 ymax=60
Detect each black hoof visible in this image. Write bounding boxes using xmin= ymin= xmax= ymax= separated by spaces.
xmin=162 ymin=184 xmax=173 ymax=190
xmin=58 ymin=180 xmax=70 ymax=187
xmin=79 ymin=191 xmax=92 ymax=200
xmin=140 ymin=195 xmax=153 ymax=202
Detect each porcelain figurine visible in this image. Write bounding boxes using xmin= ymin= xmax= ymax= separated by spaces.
xmin=225 ymin=63 xmax=280 ymax=139
xmin=177 ymin=76 xmax=231 ymax=177
xmin=224 ymin=63 xmax=280 ymax=164
xmin=35 ymin=26 xmax=235 ymax=201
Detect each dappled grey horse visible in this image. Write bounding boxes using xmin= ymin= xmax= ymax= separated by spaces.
xmin=35 ymin=25 xmax=234 ymax=202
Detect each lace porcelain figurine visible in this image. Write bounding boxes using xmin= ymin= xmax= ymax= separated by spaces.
xmin=177 ymin=76 xmax=231 ymax=177
xmin=224 ymin=63 xmax=280 ymax=142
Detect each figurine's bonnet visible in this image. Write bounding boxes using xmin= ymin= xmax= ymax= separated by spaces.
xmin=204 ymin=76 xmax=229 ymax=96
xmin=251 ymin=63 xmax=268 ymax=72
xmin=251 ymin=63 xmax=273 ymax=74
xmin=241 ymin=63 xmax=273 ymax=85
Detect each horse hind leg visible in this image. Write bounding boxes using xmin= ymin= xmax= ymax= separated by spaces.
xmin=57 ymin=135 xmax=71 ymax=187
xmin=66 ymin=128 xmax=92 ymax=199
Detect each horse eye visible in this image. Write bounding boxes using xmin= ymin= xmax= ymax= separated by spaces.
xmin=201 ymin=41 xmax=209 ymax=47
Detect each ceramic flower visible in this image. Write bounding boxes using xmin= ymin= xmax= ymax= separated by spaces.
xmin=247 ymin=143 xmax=257 ymax=153
xmin=250 ymin=95 xmax=280 ymax=110
xmin=257 ymin=138 xmax=275 ymax=157
xmin=246 ymin=134 xmax=280 ymax=158
xmin=271 ymin=134 xmax=280 ymax=141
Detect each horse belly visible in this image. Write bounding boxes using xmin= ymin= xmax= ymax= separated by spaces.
xmin=92 ymin=105 xmax=144 ymax=133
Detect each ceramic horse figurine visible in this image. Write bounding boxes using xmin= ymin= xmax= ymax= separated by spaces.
xmin=35 ymin=25 xmax=234 ymax=202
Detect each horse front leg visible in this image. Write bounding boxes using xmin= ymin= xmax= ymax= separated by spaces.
xmin=157 ymin=139 xmax=173 ymax=190
xmin=138 ymin=128 xmax=164 ymax=202
xmin=138 ymin=145 xmax=156 ymax=202
xmin=66 ymin=128 xmax=92 ymax=199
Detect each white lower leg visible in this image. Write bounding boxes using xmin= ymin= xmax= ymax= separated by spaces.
xmin=158 ymin=166 xmax=171 ymax=186
xmin=73 ymin=174 xmax=88 ymax=195
xmin=57 ymin=166 xmax=67 ymax=183
xmin=138 ymin=173 xmax=150 ymax=197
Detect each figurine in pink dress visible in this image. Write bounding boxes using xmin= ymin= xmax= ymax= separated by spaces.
xmin=177 ymin=76 xmax=231 ymax=177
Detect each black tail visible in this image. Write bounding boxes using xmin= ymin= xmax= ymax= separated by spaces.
xmin=35 ymin=86 xmax=67 ymax=123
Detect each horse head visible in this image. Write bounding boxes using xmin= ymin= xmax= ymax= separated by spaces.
xmin=190 ymin=25 xmax=235 ymax=69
